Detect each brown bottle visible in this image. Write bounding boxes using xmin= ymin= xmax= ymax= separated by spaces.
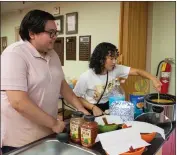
xmin=70 ymin=111 xmax=85 ymax=143
xmin=80 ymin=115 xmax=98 ymax=148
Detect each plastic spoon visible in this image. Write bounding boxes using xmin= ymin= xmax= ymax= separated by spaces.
xmin=158 ymin=92 xmax=160 ymax=103
xmin=102 ymin=117 xmax=108 ymax=125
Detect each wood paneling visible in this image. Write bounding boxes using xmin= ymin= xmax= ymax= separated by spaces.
xmin=79 ymin=35 xmax=91 ymax=61
xmin=119 ymin=2 xmax=148 ymax=99
xmin=66 ymin=36 xmax=76 ymax=60
xmin=54 ymin=37 xmax=64 ymax=66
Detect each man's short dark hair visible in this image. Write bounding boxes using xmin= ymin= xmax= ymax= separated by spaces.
xmin=89 ymin=42 xmax=119 ymax=74
xmin=19 ymin=10 xmax=55 ymax=41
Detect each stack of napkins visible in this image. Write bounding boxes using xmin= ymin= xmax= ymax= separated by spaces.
xmin=95 ymin=115 xmax=165 ymax=155
xmin=124 ymin=121 xmax=165 ymax=139
xmin=98 ymin=127 xmax=150 ymax=155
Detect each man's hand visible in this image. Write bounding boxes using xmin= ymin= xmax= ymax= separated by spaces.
xmin=52 ymin=119 xmax=65 ymax=133
xmin=92 ymin=105 xmax=103 ymax=116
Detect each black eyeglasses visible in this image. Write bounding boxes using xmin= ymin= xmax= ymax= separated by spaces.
xmin=43 ymin=30 xmax=60 ymax=38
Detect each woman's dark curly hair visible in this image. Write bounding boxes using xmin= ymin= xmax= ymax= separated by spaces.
xmin=89 ymin=42 xmax=119 ymax=74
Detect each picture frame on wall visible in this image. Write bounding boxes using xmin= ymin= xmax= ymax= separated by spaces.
xmin=66 ymin=12 xmax=78 ymax=34
xmin=55 ymin=15 xmax=64 ymax=34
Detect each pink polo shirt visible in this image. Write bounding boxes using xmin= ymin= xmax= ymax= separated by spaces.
xmin=1 ymin=40 xmax=64 ymax=147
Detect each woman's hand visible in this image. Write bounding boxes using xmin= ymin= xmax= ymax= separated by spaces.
xmin=92 ymin=105 xmax=103 ymax=116
xmin=77 ymin=107 xmax=90 ymax=115
xmin=152 ymin=77 xmax=162 ymax=92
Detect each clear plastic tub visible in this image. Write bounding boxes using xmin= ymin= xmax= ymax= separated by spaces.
xmin=109 ymin=84 xmax=125 ymax=107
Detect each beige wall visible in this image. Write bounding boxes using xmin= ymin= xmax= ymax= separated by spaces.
xmin=1 ymin=2 xmax=175 ymax=95
xmin=1 ymin=2 xmax=120 ymax=79
xmin=147 ymin=2 xmax=176 ymax=95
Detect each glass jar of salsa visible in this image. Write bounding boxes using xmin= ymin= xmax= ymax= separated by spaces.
xmin=70 ymin=111 xmax=85 ymax=143
xmin=81 ymin=115 xmax=98 ymax=148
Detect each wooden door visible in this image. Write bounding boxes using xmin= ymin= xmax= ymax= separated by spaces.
xmin=54 ymin=37 xmax=64 ymax=66
xmin=118 ymin=2 xmax=148 ymax=99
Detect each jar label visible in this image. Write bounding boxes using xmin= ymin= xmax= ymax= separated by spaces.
xmin=81 ymin=128 xmax=91 ymax=145
xmin=70 ymin=123 xmax=79 ymax=139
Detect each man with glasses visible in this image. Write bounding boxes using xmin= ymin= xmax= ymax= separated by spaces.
xmin=44 ymin=30 xmax=60 ymax=38
xmin=1 ymin=10 xmax=89 ymax=154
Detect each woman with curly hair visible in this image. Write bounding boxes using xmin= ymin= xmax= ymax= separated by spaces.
xmin=73 ymin=42 xmax=161 ymax=116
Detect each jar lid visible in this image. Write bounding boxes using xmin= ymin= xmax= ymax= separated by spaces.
xmin=84 ymin=115 xmax=95 ymax=122
xmin=72 ymin=111 xmax=84 ymax=118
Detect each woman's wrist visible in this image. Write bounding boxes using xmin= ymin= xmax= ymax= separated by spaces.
xmin=77 ymin=107 xmax=90 ymax=115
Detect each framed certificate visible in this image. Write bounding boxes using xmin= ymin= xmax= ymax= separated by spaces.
xmin=55 ymin=15 xmax=64 ymax=34
xmin=66 ymin=12 xmax=78 ymax=34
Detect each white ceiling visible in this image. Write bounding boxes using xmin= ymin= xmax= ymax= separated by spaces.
xmin=1 ymin=2 xmax=50 ymax=14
